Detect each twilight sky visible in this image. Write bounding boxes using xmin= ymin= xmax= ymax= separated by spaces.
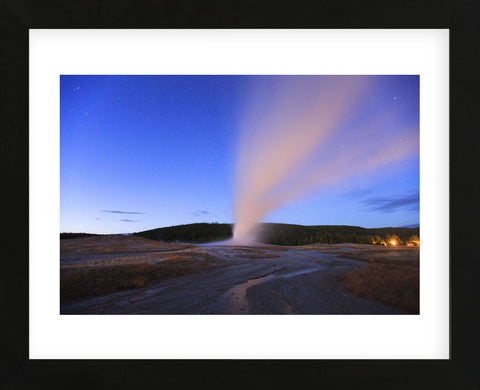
xmin=60 ymin=75 xmax=419 ymax=234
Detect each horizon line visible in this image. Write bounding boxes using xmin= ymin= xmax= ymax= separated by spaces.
xmin=60 ymin=221 xmax=420 ymax=235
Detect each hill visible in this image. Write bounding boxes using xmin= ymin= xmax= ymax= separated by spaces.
xmin=133 ymin=222 xmax=419 ymax=246
xmin=134 ymin=223 xmax=233 ymax=244
xmin=60 ymin=232 xmax=101 ymax=240
xmin=259 ymin=223 xmax=419 ymax=246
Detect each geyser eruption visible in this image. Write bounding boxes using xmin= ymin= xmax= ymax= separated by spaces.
xmin=232 ymin=76 xmax=419 ymax=244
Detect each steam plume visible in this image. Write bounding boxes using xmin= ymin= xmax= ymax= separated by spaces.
xmin=232 ymin=76 xmax=418 ymax=244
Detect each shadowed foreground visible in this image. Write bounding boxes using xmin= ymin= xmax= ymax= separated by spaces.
xmin=60 ymin=235 xmax=419 ymax=314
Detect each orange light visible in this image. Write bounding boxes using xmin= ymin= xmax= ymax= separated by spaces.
xmin=390 ymin=240 xmax=396 ymax=246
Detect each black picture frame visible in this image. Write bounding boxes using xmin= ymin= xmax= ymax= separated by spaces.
xmin=1 ymin=0 xmax=479 ymax=388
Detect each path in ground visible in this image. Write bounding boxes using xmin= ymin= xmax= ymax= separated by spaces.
xmin=60 ymin=236 xmax=416 ymax=314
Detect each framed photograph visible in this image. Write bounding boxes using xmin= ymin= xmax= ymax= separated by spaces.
xmin=2 ymin=1 xmax=478 ymax=388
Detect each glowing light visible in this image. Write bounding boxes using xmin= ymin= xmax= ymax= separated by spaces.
xmin=390 ymin=240 xmax=397 ymax=246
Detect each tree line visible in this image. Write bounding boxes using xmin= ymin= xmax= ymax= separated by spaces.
xmin=133 ymin=222 xmax=420 ymax=246
xmin=259 ymin=223 xmax=419 ymax=246
xmin=133 ymin=223 xmax=233 ymax=243
xmin=60 ymin=232 xmax=101 ymax=240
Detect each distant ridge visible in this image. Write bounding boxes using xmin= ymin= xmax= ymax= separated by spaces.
xmin=400 ymin=223 xmax=420 ymax=228
xmin=60 ymin=232 xmax=101 ymax=240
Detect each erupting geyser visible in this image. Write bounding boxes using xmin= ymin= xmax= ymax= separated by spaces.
xmin=232 ymin=76 xmax=419 ymax=244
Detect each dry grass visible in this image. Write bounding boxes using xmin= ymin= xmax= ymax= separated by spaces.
xmin=61 ymin=253 xmax=224 ymax=305
xmin=340 ymin=263 xmax=419 ymax=313
xmin=61 ymin=234 xmax=193 ymax=255
xmin=337 ymin=246 xmax=419 ymax=265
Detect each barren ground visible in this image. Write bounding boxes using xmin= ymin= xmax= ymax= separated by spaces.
xmin=60 ymin=235 xmax=419 ymax=314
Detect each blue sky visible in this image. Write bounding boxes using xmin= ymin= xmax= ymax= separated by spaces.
xmin=60 ymin=75 xmax=419 ymax=234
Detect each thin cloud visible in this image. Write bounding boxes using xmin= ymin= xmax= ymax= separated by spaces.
xmin=342 ymin=189 xmax=373 ymax=199
xmin=193 ymin=210 xmax=210 ymax=217
xmin=101 ymin=210 xmax=144 ymax=215
xmin=362 ymin=192 xmax=419 ymax=213
xmin=120 ymin=219 xmax=139 ymax=222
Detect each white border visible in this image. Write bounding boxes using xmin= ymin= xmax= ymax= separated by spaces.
xmin=30 ymin=29 xmax=449 ymax=359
